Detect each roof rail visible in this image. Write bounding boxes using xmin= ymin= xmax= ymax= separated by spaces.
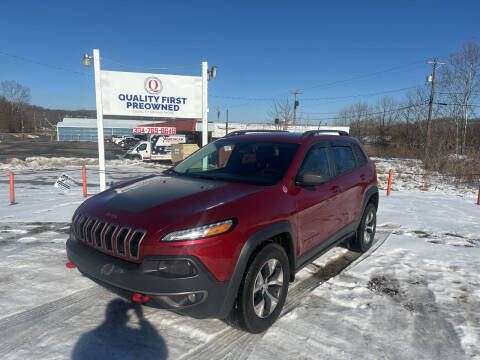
xmin=301 ymin=130 xmax=350 ymax=138
xmin=224 ymin=130 xmax=289 ymax=137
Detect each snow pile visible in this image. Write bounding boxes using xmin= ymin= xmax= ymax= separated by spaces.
xmin=0 ymin=156 xmax=165 ymax=170
xmin=8 ymin=134 xmax=39 ymax=139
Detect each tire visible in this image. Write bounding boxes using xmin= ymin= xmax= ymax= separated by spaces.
xmin=232 ymin=243 xmax=290 ymax=333
xmin=348 ymin=202 xmax=376 ymax=252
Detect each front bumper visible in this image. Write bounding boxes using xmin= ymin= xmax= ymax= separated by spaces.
xmin=66 ymin=237 xmax=230 ymax=319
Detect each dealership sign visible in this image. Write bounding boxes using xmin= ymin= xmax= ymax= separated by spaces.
xmin=100 ymin=70 xmax=202 ymax=118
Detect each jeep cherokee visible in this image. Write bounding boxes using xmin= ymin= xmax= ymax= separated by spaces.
xmin=66 ymin=130 xmax=378 ymax=333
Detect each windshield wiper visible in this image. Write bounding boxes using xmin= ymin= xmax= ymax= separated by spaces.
xmin=189 ymin=173 xmax=237 ymax=182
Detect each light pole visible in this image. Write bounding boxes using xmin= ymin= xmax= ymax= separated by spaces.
xmin=201 ymin=63 xmax=217 ymax=147
xmin=82 ymin=50 xmax=106 ymax=192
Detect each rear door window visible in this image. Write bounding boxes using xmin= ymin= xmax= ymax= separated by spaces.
xmin=352 ymin=143 xmax=367 ymax=167
xmin=331 ymin=145 xmax=356 ymax=175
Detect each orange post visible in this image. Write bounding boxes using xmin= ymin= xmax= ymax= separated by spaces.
xmin=477 ymin=185 xmax=480 ymax=205
xmin=9 ymin=172 xmax=15 ymax=204
xmin=387 ymin=169 xmax=393 ymax=196
xmin=82 ymin=166 xmax=87 ymax=197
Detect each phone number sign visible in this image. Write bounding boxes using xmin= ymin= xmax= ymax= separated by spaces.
xmin=133 ymin=127 xmax=176 ymax=134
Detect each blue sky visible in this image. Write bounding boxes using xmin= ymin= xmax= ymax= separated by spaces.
xmin=0 ymin=0 xmax=479 ymax=123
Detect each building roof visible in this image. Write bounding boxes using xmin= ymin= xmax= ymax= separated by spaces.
xmin=57 ymin=118 xmax=163 ymax=128
xmin=210 ymin=123 xmax=350 ymax=138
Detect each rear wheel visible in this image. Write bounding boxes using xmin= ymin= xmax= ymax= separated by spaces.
xmin=348 ymin=202 xmax=376 ymax=252
xmin=231 ymin=243 xmax=289 ymax=333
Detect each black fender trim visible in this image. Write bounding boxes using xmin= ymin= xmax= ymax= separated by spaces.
xmin=217 ymin=221 xmax=296 ymax=319
xmin=359 ymin=185 xmax=379 ymax=222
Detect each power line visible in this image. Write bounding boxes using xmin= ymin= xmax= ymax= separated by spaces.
xmin=295 ymin=60 xmax=427 ymax=92
xmin=302 ymin=86 xmax=420 ymax=101
xmin=298 ymin=102 xmax=427 ymax=122
xmin=211 ymin=85 xmax=421 ymax=102
xmin=211 ymin=58 xmax=435 ymax=102
xmin=434 ymin=102 xmax=480 ymax=107
xmin=100 ymin=57 xmax=200 ymax=71
xmin=0 ymin=50 xmax=91 ymax=77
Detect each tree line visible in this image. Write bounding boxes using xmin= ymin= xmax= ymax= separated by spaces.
xmin=0 ymin=80 xmax=95 ymax=134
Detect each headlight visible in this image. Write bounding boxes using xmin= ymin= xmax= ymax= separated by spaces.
xmin=161 ymin=219 xmax=234 ymax=242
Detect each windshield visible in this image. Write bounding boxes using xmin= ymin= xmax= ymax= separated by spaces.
xmin=173 ymin=140 xmax=300 ymax=186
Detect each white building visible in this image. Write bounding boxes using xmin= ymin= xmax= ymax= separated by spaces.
xmin=56 ymin=117 xmax=349 ymax=143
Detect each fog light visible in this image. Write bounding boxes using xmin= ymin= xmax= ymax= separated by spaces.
xmin=156 ymin=259 xmax=198 ymax=278
xmin=187 ymin=293 xmax=197 ymax=303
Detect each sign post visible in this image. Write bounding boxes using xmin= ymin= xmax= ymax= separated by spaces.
xmin=202 ymin=61 xmax=208 ymax=146
xmin=93 ymin=49 xmax=106 ymax=192
xmin=87 ymin=49 xmax=210 ymax=192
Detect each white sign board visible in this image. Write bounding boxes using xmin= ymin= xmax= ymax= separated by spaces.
xmin=100 ymin=70 xmax=202 ymax=118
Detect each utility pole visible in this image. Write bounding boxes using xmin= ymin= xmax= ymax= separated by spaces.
xmin=426 ymin=58 xmax=445 ymax=159
xmin=292 ymin=91 xmax=303 ymax=125
xmin=217 ymin=107 xmax=220 ymax=123
xmin=226 ymin=108 xmax=229 ymax=135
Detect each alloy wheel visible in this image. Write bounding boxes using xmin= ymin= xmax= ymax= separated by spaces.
xmin=363 ymin=209 xmax=376 ymax=245
xmin=252 ymin=259 xmax=284 ymax=318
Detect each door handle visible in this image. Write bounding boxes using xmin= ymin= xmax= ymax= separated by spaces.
xmin=360 ymin=174 xmax=366 ymax=180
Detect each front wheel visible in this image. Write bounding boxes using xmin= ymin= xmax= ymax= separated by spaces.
xmin=232 ymin=243 xmax=290 ymax=333
xmin=348 ymin=202 xmax=377 ymax=252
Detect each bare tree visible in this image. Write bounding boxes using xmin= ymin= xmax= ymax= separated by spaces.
xmin=1 ymin=80 xmax=31 ymax=134
xmin=439 ymin=40 xmax=480 ymax=155
xmin=268 ymin=97 xmax=293 ymax=130
xmin=374 ymin=97 xmax=399 ymax=147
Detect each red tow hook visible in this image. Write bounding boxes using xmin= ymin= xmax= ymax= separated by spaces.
xmin=66 ymin=262 xmax=76 ymax=269
xmin=132 ymin=293 xmax=149 ymax=303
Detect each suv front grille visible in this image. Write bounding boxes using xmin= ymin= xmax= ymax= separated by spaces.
xmin=129 ymin=230 xmax=146 ymax=260
xmin=72 ymin=215 xmax=146 ymax=261
xmin=104 ymin=223 xmax=118 ymax=252
xmin=94 ymin=221 xmax=106 ymax=248
xmin=115 ymin=227 xmax=130 ymax=257
xmin=84 ymin=218 xmax=97 ymax=244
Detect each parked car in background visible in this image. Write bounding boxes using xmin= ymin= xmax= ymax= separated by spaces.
xmin=110 ymin=135 xmax=130 ymax=144
xmin=118 ymin=137 xmax=139 ymax=150
xmin=67 ymin=130 xmax=378 ymax=333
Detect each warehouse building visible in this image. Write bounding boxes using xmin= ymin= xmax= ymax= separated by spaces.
xmin=56 ymin=117 xmax=348 ymax=143
xmin=56 ymin=118 xmax=212 ymax=142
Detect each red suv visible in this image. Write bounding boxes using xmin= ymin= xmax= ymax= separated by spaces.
xmin=67 ymin=130 xmax=378 ymax=333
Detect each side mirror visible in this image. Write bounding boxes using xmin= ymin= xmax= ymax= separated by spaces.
xmin=296 ymin=172 xmax=330 ymax=186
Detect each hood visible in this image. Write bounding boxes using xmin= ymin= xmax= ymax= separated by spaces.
xmin=78 ymin=174 xmax=264 ymax=227
xmin=107 ymin=175 xmax=227 ymax=212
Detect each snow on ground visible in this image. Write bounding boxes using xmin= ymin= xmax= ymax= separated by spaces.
xmin=0 ymin=158 xmax=479 ymax=359
xmin=0 ymin=159 xmax=168 ymax=222
xmin=253 ymin=192 xmax=480 ymax=360
xmin=373 ymin=157 xmax=479 ymax=198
